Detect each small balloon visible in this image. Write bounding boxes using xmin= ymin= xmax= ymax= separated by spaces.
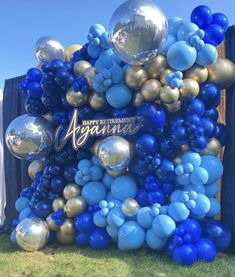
xmin=160 ymin=68 xmax=175 ymax=85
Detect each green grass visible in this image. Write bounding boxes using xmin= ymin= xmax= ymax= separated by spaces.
xmin=1 ymin=234 xmax=235 ymax=277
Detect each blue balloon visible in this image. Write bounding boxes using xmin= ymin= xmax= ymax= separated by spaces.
xmin=94 ymin=211 xmax=107 ymax=227
xmin=196 ymin=44 xmax=218 ymax=66
xmin=106 ymin=84 xmax=132 ymax=108
xmin=74 ymin=211 xmax=95 ymax=233
xmin=215 ymin=123 xmax=227 ymax=146
xmin=76 ymin=232 xmax=90 ymax=247
xmin=182 ymin=152 xmax=201 ymax=167
xmin=10 ymin=229 xmax=17 ymax=244
xmin=106 ymin=225 xmax=118 ymax=240
xmin=190 ymin=193 xmax=210 ymax=219
xmin=196 ymin=238 xmax=216 ymax=262
xmin=205 ymin=182 xmax=219 ymax=198
xmin=146 ymin=228 xmax=167 ymax=250
xmin=27 ymin=82 xmax=43 ymax=99
xmin=160 ymin=35 xmax=176 ymax=55
xmin=102 ymin=173 xmax=114 ymax=189
xmin=50 ymin=177 xmax=65 ymax=193
xmin=152 ymin=215 xmax=176 ymax=238
xmin=185 ymin=98 xmax=205 ymax=117
xmin=179 ymin=219 xmax=201 ymax=242
xmin=107 ymin=207 xmax=126 ymax=227
xmin=204 ymin=24 xmax=225 ymax=46
xmin=136 ymin=189 xmax=149 ymax=207
xmin=168 ymin=17 xmax=184 ymax=36
xmin=27 ymin=68 xmax=43 ymax=82
xmin=201 ymin=219 xmax=231 ymax=251
xmin=201 ymin=118 xmax=216 ymax=138
xmin=82 ymin=181 xmax=107 ymax=205
xmin=199 ymin=83 xmax=221 ymax=108
xmin=167 ymin=41 xmax=197 ymax=71
xmin=200 ymin=155 xmax=223 ymax=184
xmin=135 ymin=134 xmax=157 ymax=157
xmin=207 ymin=198 xmax=221 ymax=217
xmin=212 ymin=13 xmax=229 ymax=31
xmin=137 ymin=207 xmax=154 ymax=229
xmin=173 ymin=244 xmax=197 ymax=266
xmin=184 ymin=183 xmax=205 ymax=194
xmin=190 ymin=167 xmax=209 ymax=186
xmin=191 ymin=5 xmax=212 ymax=29
xmin=89 ymin=228 xmax=110 ymax=250
xmin=204 ymin=108 xmax=219 ymax=122
xmin=19 ymin=207 xmax=32 ymax=221
xmin=111 ymin=176 xmax=137 ymax=201
xmin=177 ymin=22 xmax=199 ymax=41
xmin=118 ymin=221 xmax=145 ymax=250
xmin=168 ymin=202 xmax=190 ymax=222
xmin=34 ymin=200 xmax=51 ymax=219
xmin=148 ymin=190 xmax=166 ymax=205
xmin=15 ymin=197 xmax=30 ymax=213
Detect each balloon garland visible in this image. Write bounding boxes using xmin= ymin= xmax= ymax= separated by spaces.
xmin=6 ymin=1 xmax=235 ymax=266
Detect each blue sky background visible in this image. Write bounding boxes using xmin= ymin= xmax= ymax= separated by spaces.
xmin=1 ymin=0 xmax=235 ymax=89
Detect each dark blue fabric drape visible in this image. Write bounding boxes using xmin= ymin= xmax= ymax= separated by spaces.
xmin=1 ymin=76 xmax=30 ymax=232
xmin=221 ymin=26 xmax=235 ymax=247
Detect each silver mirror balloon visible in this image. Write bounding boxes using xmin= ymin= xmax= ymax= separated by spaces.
xmin=109 ymin=0 xmax=168 ymax=65
xmin=5 ymin=114 xmax=54 ymax=161
xmin=15 ymin=218 xmax=49 ymax=251
xmin=35 ymin=36 xmax=64 ymax=64
xmin=97 ymin=136 xmax=131 ymax=171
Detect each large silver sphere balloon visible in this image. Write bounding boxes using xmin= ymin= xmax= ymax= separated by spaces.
xmin=15 ymin=218 xmax=49 ymax=251
xmin=121 ymin=198 xmax=140 ymax=217
xmin=97 ymin=136 xmax=131 ymax=171
xmin=109 ymin=0 xmax=168 ymax=65
xmin=5 ymin=114 xmax=54 ymax=161
xmin=35 ymin=36 xmax=64 ymax=64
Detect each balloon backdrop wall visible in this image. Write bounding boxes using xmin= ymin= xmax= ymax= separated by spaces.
xmin=6 ymin=1 xmax=235 ymax=266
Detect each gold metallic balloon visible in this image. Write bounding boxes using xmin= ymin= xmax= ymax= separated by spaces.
xmin=180 ymin=144 xmax=190 ymax=154
xmin=43 ymin=112 xmax=55 ymax=125
xmin=107 ymin=168 xmax=127 ymax=177
xmin=200 ymin=138 xmax=222 ymax=156
xmin=207 ymin=58 xmax=235 ymax=89
xmin=132 ymin=91 xmax=144 ymax=107
xmin=184 ymin=65 xmax=208 ymax=84
xmin=180 ymin=79 xmax=200 ymax=101
xmin=64 ymin=44 xmax=82 ymax=61
xmin=56 ymin=231 xmax=75 ymax=245
xmin=125 ymin=66 xmax=148 ymax=89
xmin=160 ymin=68 xmax=175 ymax=85
xmin=145 ymin=54 xmax=168 ymax=79
xmin=46 ymin=215 xmax=59 ymax=231
xmin=89 ymin=91 xmax=107 ymax=111
xmin=83 ymin=66 xmax=96 ymax=87
xmin=63 ymin=184 xmax=81 ymax=200
xmin=28 ymin=160 xmax=44 ymax=180
xmin=60 ymin=218 xmax=75 ymax=235
xmin=52 ymin=198 xmax=66 ymax=212
xmin=163 ymin=101 xmax=182 ymax=114
xmin=73 ymin=61 xmax=91 ymax=76
xmin=66 ymin=88 xmax=88 ymax=107
xmin=160 ymin=85 xmax=179 ymax=104
xmin=141 ymin=79 xmax=161 ymax=101
xmin=64 ymin=196 xmax=86 ymax=218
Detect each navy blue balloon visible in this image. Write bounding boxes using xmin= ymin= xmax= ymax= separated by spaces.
xmin=112 ymin=107 xmax=133 ymax=118
xmin=195 ymin=238 xmax=216 ymax=262
xmin=89 ymin=228 xmax=110 ymax=250
xmin=173 ymin=244 xmax=197 ymax=266
xmin=74 ymin=211 xmax=95 ymax=234
xmin=50 ymin=177 xmax=65 ymax=193
xmin=204 ymin=24 xmax=225 ymax=46
xmin=135 ymin=134 xmax=157 ymax=157
xmin=215 ymin=123 xmax=227 ymax=146
xmin=199 ymin=83 xmax=220 ymax=109
xmin=212 ymin=13 xmax=229 ymax=31
xmin=50 ymin=59 xmax=65 ymax=73
xmin=191 ymin=5 xmax=212 ymax=29
xmin=34 ymin=200 xmax=52 ymax=219
xmin=170 ymin=126 xmax=187 ymax=146
xmin=48 ymin=164 xmax=62 ymax=176
xmin=63 ymin=164 xmax=77 ymax=182
xmin=27 ymin=82 xmax=43 ymax=99
xmin=201 ymin=119 xmax=216 ymax=138
xmin=136 ymin=189 xmax=149 ymax=207
xmin=204 ymin=108 xmax=219 ymax=122
xmin=148 ymin=190 xmax=166 ymax=205
xmin=156 ymin=160 xmax=175 ymax=182
xmin=159 ymin=138 xmax=177 ymax=159
xmin=185 ymin=98 xmax=205 ymax=117
xmin=76 ymin=232 xmax=90 ymax=247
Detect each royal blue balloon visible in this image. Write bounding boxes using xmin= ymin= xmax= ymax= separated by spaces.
xmin=111 ymin=175 xmax=137 ymax=201
xmin=200 ymin=155 xmax=223 ymax=184
xmin=135 ymin=134 xmax=157 ymax=157
xmin=215 ymin=123 xmax=227 ymax=146
xmin=27 ymin=68 xmax=43 ymax=82
xmin=74 ymin=211 xmax=95 ymax=233
xmin=196 ymin=44 xmax=218 ymax=67
xmin=204 ymin=24 xmax=225 ymax=46
xmin=179 ymin=219 xmax=201 ymax=242
xmin=112 ymin=107 xmax=133 ymax=118
xmin=167 ymin=41 xmax=197 ymax=71
xmin=196 ymin=238 xmax=217 ymax=262
xmin=201 ymin=219 xmax=231 ymax=251
xmin=50 ymin=177 xmax=65 ymax=193
xmin=89 ymin=228 xmax=110 ymax=250
xmin=106 ymin=84 xmax=132 ymax=108
xmin=148 ymin=190 xmax=166 ymax=206
xmin=170 ymin=126 xmax=187 ymax=146
xmin=191 ymin=5 xmax=212 ymax=29
xmin=205 ymin=108 xmax=219 ymax=122
xmin=201 ymin=118 xmax=216 ymax=138
xmin=173 ymin=244 xmax=197 ymax=266
xmin=34 ymin=200 xmax=52 ymax=219
xmin=212 ymin=13 xmax=229 ymax=31
xmin=199 ymin=83 xmax=221 ymax=109
xmin=27 ymin=82 xmax=43 ymax=99
xmin=185 ymin=98 xmax=205 ymax=117
xmin=82 ymin=181 xmax=107 ymax=205
xmin=15 ymin=197 xmax=30 ymax=213
xmin=136 ymin=189 xmax=149 ymax=207
xmin=146 ymin=228 xmax=167 ymax=250
xmin=159 ymin=138 xmax=177 ymax=159
xmin=76 ymin=232 xmax=90 ymax=247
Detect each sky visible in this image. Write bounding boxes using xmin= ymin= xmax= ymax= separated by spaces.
xmin=1 ymin=0 xmax=235 ymax=89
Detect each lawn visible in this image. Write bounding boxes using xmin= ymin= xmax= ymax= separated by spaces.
xmin=0 ymin=234 xmax=235 ymax=277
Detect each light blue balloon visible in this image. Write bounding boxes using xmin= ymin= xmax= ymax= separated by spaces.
xmin=168 ymin=202 xmax=190 ymax=222
xmin=190 ymin=193 xmax=210 ymax=218
xmin=82 ymin=181 xmax=107 ymax=205
xmin=137 ymin=207 xmax=154 ymax=229
xmin=190 ymin=167 xmax=209 ymax=186
xmin=106 ymin=84 xmax=132 ymax=108
xmin=200 ymin=155 xmax=223 ymax=184
xmin=95 ymin=57 xmax=113 ymax=71
xmin=111 ymin=175 xmax=137 ymax=201
xmin=102 ymin=173 xmax=114 ymax=189
xmin=160 ymin=35 xmax=177 ymax=55
xmin=10 ymin=229 xmax=17 ymax=244
xmin=15 ymin=197 xmax=30 ymax=213
xmin=87 ymin=43 xmax=102 ymax=58
xmin=89 ymin=165 xmax=103 ymax=181
xmin=93 ymin=79 xmax=107 ymax=93
xmin=94 ymin=211 xmax=107 ymax=227
xmin=207 ymin=198 xmax=221 ymax=217
xmin=78 ymin=159 xmax=92 ymax=168
xmin=184 ymin=183 xmax=206 ymax=194
xmin=177 ymin=22 xmax=199 ymax=41
xmin=91 ymin=155 xmax=102 ymax=166
xmin=205 ymin=182 xmax=219 ymax=198
xmin=89 ymin=24 xmax=105 ymax=36
xmin=152 ymin=215 xmax=176 ymax=238
xmin=146 ymin=228 xmax=167 ymax=250
xmin=118 ymin=221 xmax=145 ymax=250
xmin=107 ymin=207 xmax=126 ymax=227
xmin=196 ymin=44 xmax=218 ymax=67
xmin=168 ymin=17 xmax=185 ymax=36
xmin=110 ymin=65 xmax=124 ymax=83
xmin=170 ymin=190 xmax=183 ymax=202
xmin=176 ymin=173 xmax=191 ymax=186
xmin=106 ymin=225 xmax=118 ymax=240
xmin=167 ymin=41 xmax=197 ymax=71
xmin=19 ymin=207 xmax=32 ymax=221
xmin=182 ymin=152 xmax=201 ymax=167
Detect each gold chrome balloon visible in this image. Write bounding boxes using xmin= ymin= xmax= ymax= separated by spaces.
xmin=107 ymin=168 xmax=127 ymax=177
xmin=28 ymin=160 xmax=44 ymax=180
xmin=83 ymin=66 xmax=96 ymax=87
xmin=207 ymin=58 xmax=235 ymax=89
xmin=141 ymin=79 xmax=161 ymax=101
xmin=66 ymin=88 xmax=88 ymax=107
xmin=63 ymin=184 xmax=81 ymax=200
xmin=125 ymin=66 xmax=148 ymax=89
xmin=180 ymin=79 xmax=200 ymax=101
xmin=52 ymin=198 xmax=66 ymax=212
xmin=89 ymin=91 xmax=108 ymax=111
xmin=200 ymin=138 xmax=222 ymax=156
xmin=64 ymin=44 xmax=82 ymax=61
xmin=160 ymin=68 xmax=175 ymax=85
xmin=64 ymin=196 xmax=86 ymax=218
xmin=132 ymin=91 xmax=144 ymax=107
xmin=56 ymin=231 xmax=75 ymax=245
xmin=160 ymin=85 xmax=179 ymax=104
xmin=60 ymin=218 xmax=75 ymax=235
xmin=180 ymin=144 xmax=190 ymax=154
xmin=184 ymin=65 xmax=208 ymax=84
xmin=145 ymin=54 xmax=168 ymax=78
xmin=73 ymin=61 xmax=91 ymax=76
xmin=163 ymin=101 xmax=182 ymax=114
xmin=46 ymin=215 xmax=59 ymax=231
